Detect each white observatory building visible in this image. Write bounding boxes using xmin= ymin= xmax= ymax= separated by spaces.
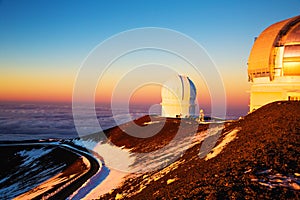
xmin=161 ymin=75 xmax=197 ymax=118
xmin=248 ymin=15 xmax=300 ymax=112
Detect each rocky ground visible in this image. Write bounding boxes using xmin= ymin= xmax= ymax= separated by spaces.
xmin=101 ymin=101 xmax=300 ymax=199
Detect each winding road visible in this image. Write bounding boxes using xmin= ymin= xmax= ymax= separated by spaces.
xmin=0 ymin=141 xmax=100 ymax=200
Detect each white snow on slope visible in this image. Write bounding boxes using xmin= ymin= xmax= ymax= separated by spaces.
xmin=71 ymin=124 xmax=227 ymax=199
xmin=252 ymin=171 xmax=300 ymax=190
xmin=205 ymin=128 xmax=240 ymax=161
xmin=17 ymin=147 xmax=53 ymax=167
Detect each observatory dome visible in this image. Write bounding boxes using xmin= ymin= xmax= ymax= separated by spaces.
xmin=248 ymin=15 xmax=300 ymax=111
xmin=161 ymin=75 xmax=196 ymax=118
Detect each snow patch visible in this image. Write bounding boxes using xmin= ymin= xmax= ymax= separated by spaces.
xmin=93 ymin=143 xmax=135 ymax=172
xmin=72 ymin=138 xmax=98 ymax=151
xmin=205 ymin=128 xmax=240 ymax=161
xmin=84 ymin=169 xmax=128 ymax=199
xmin=143 ymin=121 xmax=160 ymax=125
xmin=167 ymin=178 xmax=178 ymax=185
xmin=252 ymin=171 xmax=300 ymax=190
xmin=17 ymin=147 xmax=53 ymax=167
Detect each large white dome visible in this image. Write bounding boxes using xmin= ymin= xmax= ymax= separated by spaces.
xmin=161 ymin=75 xmax=197 ymax=118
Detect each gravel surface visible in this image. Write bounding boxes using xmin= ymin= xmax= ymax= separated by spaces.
xmin=101 ymin=101 xmax=300 ymax=199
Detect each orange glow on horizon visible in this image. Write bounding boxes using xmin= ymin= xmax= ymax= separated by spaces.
xmin=129 ymin=84 xmax=161 ymax=105
xmin=0 ymin=66 xmax=249 ymax=112
xmin=0 ymin=69 xmax=74 ymax=103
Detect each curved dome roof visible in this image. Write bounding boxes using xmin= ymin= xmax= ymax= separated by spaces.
xmin=248 ymin=15 xmax=300 ymax=81
xmin=161 ymin=75 xmax=196 ymax=103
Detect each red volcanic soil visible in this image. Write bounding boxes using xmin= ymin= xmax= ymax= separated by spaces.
xmin=101 ymin=101 xmax=300 ymax=199
xmin=104 ymin=115 xmax=209 ymax=153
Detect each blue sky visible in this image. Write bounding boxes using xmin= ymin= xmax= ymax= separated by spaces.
xmin=1 ymin=0 xmax=299 ymax=66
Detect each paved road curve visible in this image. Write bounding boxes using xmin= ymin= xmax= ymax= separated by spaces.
xmin=0 ymin=141 xmax=100 ymax=200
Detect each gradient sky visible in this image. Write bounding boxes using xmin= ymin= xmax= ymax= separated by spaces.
xmin=1 ymin=0 xmax=300 ymax=116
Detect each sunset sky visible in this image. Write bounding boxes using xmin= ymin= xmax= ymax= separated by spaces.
xmin=1 ymin=0 xmax=299 ymax=115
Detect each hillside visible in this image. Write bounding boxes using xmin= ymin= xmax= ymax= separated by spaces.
xmin=101 ymin=101 xmax=300 ymax=199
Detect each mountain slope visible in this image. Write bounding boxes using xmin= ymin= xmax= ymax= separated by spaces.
xmin=101 ymin=101 xmax=300 ymax=199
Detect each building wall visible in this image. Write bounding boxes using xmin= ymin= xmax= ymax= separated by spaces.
xmin=250 ymin=91 xmax=286 ymax=111
xmin=161 ymin=102 xmax=191 ymax=118
xmin=249 ymin=76 xmax=300 ymax=112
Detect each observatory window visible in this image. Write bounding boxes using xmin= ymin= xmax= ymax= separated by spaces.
xmin=283 ymin=45 xmax=300 ymax=76
xmin=288 ymin=96 xmax=300 ymax=101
